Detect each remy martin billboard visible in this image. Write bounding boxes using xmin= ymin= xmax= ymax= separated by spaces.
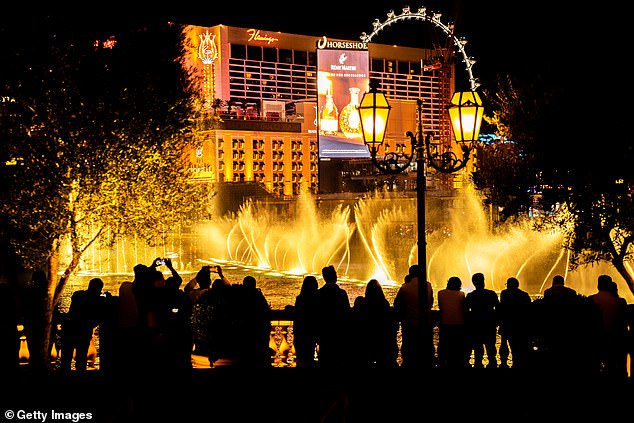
xmin=316 ymin=37 xmax=370 ymax=159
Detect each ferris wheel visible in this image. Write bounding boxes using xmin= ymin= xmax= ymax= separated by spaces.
xmin=360 ymin=6 xmax=480 ymax=91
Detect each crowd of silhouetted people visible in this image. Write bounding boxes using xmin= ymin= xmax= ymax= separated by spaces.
xmin=104 ymin=258 xmax=273 ymax=373
xmin=292 ymin=264 xmax=633 ymax=383
xmin=2 ymin=261 xmax=634 ymax=383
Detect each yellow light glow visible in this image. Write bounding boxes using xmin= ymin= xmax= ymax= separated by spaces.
xmin=317 ymin=71 xmax=332 ymax=95
xmin=358 ymin=87 xmax=391 ymax=149
xmin=448 ymin=91 xmax=484 ymax=142
xmin=361 ymin=115 xmax=386 ymax=142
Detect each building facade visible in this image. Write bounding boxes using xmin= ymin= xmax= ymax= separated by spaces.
xmin=182 ymin=24 xmax=463 ymax=201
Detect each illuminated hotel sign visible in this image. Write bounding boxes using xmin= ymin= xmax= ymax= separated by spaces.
xmin=317 ymin=42 xmax=370 ymax=159
xmin=198 ymin=30 xmax=218 ymax=64
xmin=246 ymin=29 xmax=279 ymax=44
xmin=317 ymin=36 xmax=368 ymax=51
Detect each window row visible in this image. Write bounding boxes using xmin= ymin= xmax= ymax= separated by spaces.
xmin=219 ymin=149 xmax=317 ymax=161
xmin=230 ymin=44 xmax=317 ymax=66
xmin=230 ymin=45 xmax=440 ymax=76
xmin=370 ymin=72 xmax=449 ymax=102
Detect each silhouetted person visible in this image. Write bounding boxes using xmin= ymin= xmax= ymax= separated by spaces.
xmin=186 ymin=265 xmax=218 ymax=357
xmin=589 ymin=275 xmax=628 ymax=380
xmin=61 ymin=277 xmax=110 ymax=372
xmin=239 ymin=275 xmax=272 ymax=367
xmin=543 ymin=275 xmax=576 ymax=299
xmin=184 ymin=265 xmax=215 ymax=304
xmin=21 ymin=269 xmax=50 ymax=373
xmin=316 ymin=265 xmax=351 ymax=369
xmin=465 ymin=272 xmax=499 ymax=368
xmin=437 ymin=276 xmax=468 ymax=369
xmin=197 ymin=276 xmax=230 ymax=366
xmin=163 ymin=271 xmax=193 ymax=371
xmin=96 ymin=289 xmax=118 ymax=374
xmin=349 ymin=295 xmax=368 ymax=367
xmin=115 ymin=269 xmax=141 ymax=374
xmin=242 ymin=275 xmax=256 ymax=290
xmin=293 ymin=275 xmax=320 ymax=368
xmin=0 ymin=283 xmax=20 ymax=376
xmin=138 ymin=258 xmax=184 ymax=371
xmin=498 ymin=277 xmax=532 ymax=369
xmin=394 ymin=264 xmax=434 ymax=369
xmin=131 ymin=262 xmax=153 ymax=358
xmin=143 ymin=267 xmax=169 ymax=366
xmin=533 ymin=275 xmax=596 ymax=374
xmin=607 ymin=279 xmax=621 ymax=298
xmin=204 ymin=278 xmax=271 ymax=367
xmin=364 ymin=279 xmax=399 ymax=367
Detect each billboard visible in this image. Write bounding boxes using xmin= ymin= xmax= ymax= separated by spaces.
xmin=316 ymin=43 xmax=370 ymax=159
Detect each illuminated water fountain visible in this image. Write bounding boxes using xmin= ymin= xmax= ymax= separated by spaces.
xmin=70 ymin=188 xmax=632 ymax=302
xmin=203 ymin=191 xmax=355 ymax=276
xmin=424 ymin=189 xmax=565 ymax=294
xmin=199 ymin=188 xmax=631 ymax=300
xmin=353 ymin=188 xmax=564 ymax=292
xmin=354 ymin=188 xmax=631 ymax=301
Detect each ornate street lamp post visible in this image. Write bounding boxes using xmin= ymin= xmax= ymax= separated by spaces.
xmin=358 ymin=80 xmax=483 ymax=362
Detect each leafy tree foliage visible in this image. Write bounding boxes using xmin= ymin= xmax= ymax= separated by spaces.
xmin=0 ymin=17 xmax=210 ymax=368
xmin=472 ymin=137 xmax=533 ymax=223
xmin=479 ymin=69 xmax=634 ymax=294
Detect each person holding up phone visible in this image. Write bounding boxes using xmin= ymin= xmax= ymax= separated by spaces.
xmin=185 ymin=265 xmax=213 ymax=304
xmin=184 ymin=264 xmax=228 ymax=362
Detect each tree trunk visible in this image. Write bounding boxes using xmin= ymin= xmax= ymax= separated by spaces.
xmin=29 ymin=242 xmax=63 ymax=372
xmin=52 ymin=226 xmax=104 ymax=307
xmin=53 ymin=250 xmax=76 ymax=307
xmin=612 ymin=257 xmax=634 ymax=297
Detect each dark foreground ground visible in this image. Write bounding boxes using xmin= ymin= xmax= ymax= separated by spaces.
xmin=5 ymin=366 xmax=634 ymax=422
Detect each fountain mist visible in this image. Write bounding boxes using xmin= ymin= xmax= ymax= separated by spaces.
xmin=69 ymin=188 xmax=633 ymax=302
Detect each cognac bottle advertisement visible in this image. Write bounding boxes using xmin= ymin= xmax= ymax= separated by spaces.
xmin=316 ymin=47 xmax=370 ymax=159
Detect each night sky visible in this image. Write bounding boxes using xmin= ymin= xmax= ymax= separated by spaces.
xmin=151 ymin=1 xmax=626 ymax=92
xmin=2 ymin=2 xmax=627 ymax=101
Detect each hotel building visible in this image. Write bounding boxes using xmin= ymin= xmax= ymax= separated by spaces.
xmin=182 ymin=24 xmax=465 ymax=211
